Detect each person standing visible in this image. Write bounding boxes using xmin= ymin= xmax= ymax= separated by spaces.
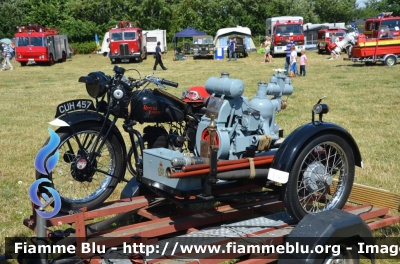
xmin=228 ymin=37 xmax=237 ymax=61
xmin=153 ymin=41 xmax=167 ymax=71
xmin=284 ymin=36 xmax=294 ymax=74
xmin=1 ymin=44 xmax=14 ymax=71
xmin=261 ymin=36 xmax=273 ymax=63
xmin=299 ymin=49 xmax=308 ymax=76
xmin=10 ymin=41 xmax=16 ymax=62
xmin=329 ymin=33 xmax=339 ymax=60
xmin=289 ymin=45 xmax=297 ymax=78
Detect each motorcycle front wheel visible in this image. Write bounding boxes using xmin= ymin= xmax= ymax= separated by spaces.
xmin=283 ymin=134 xmax=355 ymax=222
xmin=36 ymin=123 xmax=125 ymax=213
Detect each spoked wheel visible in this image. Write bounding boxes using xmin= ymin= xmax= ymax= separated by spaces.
xmin=283 ymin=134 xmax=355 ymax=221
xmin=36 ymin=123 xmax=125 ymax=213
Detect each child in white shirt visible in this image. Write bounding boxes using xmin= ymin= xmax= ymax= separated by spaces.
xmin=289 ymin=45 xmax=297 ymax=77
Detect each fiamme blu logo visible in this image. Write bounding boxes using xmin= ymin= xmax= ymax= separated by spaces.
xmin=29 ymin=128 xmax=62 ymax=218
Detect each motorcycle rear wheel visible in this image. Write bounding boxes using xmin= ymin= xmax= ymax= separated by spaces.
xmin=36 ymin=123 xmax=125 ymax=213
xmin=283 ymin=134 xmax=355 ymax=222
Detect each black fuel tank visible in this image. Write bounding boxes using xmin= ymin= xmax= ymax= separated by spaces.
xmin=129 ymin=89 xmax=184 ymax=123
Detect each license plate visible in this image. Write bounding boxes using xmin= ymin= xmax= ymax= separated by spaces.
xmin=121 ymin=59 xmax=129 ymax=62
xmin=55 ymin=99 xmax=95 ymax=117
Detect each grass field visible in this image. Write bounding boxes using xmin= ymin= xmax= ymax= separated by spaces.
xmin=1 ymin=50 xmax=400 ymax=262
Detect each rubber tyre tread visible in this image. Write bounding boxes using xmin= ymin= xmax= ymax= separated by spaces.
xmin=48 ymin=54 xmax=54 ymax=66
xmin=36 ymin=122 xmax=124 ymax=213
xmin=283 ymin=133 xmax=355 ymax=222
xmin=384 ymin=55 xmax=396 ymax=66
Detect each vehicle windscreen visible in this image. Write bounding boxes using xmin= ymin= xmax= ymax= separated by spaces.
xmin=381 ymin=19 xmax=400 ymax=30
xmin=16 ymin=37 xmax=45 ymax=47
xmin=111 ymin=33 xmax=123 ymax=41
xmin=276 ymin=25 xmax=303 ymax=35
xmin=124 ymin=32 xmax=136 ymax=40
xmin=194 ymin=38 xmax=213 ymax=44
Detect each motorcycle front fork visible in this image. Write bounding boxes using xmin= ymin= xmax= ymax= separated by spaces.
xmin=122 ymin=120 xmax=145 ymax=179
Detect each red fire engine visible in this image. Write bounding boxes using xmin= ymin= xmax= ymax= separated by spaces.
xmin=108 ymin=21 xmax=147 ymax=64
xmin=265 ymin=16 xmax=305 ymax=55
xmin=364 ymin=12 xmax=400 ymax=38
xmin=15 ymin=24 xmax=71 ymax=66
xmin=316 ymin=28 xmax=346 ymax=54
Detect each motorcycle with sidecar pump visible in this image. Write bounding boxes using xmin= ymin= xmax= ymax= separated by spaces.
xmin=38 ymin=67 xmax=362 ymax=222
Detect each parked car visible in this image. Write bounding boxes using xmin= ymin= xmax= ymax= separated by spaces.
xmin=193 ymin=35 xmax=214 ymax=59
xmin=226 ymin=35 xmax=248 ymax=58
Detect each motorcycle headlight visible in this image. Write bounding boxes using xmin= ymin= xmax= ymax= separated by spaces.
xmin=79 ymin=71 xmax=109 ymax=98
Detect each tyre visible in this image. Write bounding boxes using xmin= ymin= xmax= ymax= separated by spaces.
xmin=36 ymin=122 xmax=125 ymax=213
xmin=384 ymin=55 xmax=396 ymax=66
xmin=48 ymin=54 xmax=55 ymax=66
xmin=62 ymin=51 xmax=67 ymax=62
xmin=322 ymin=244 xmax=359 ymax=264
xmin=20 ymin=62 xmax=27 ymax=66
xmin=283 ymin=134 xmax=355 ymax=221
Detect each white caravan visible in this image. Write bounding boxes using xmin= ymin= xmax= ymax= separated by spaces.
xmin=143 ymin=29 xmax=167 ymax=53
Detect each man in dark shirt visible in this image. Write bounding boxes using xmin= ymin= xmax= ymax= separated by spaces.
xmin=284 ymin=36 xmax=294 ymax=75
xmin=153 ymin=41 xmax=167 ymax=71
xmin=228 ymin=37 xmax=237 ymax=61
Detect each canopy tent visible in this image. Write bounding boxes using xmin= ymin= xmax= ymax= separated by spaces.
xmin=214 ymin=26 xmax=256 ymax=51
xmin=0 ymin=38 xmax=12 ymax=45
xmin=173 ymin=27 xmax=207 ymax=48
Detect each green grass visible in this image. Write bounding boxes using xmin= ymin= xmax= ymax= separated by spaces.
xmin=1 ymin=51 xmax=400 ymax=262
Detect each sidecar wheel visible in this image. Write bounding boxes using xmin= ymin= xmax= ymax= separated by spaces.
xmin=283 ymin=134 xmax=355 ymax=222
xmin=36 ymin=123 xmax=125 ymax=213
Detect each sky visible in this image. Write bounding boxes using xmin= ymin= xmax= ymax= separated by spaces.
xmin=356 ymin=0 xmax=367 ymax=7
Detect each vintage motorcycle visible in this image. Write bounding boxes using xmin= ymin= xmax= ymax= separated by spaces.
xmin=36 ymin=66 xmax=209 ymax=213
xmin=38 ymin=68 xmax=362 ymax=222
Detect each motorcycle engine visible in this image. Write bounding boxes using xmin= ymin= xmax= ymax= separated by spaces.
xmin=142 ymin=126 xmax=184 ymax=150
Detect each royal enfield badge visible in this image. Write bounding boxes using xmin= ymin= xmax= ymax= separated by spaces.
xmin=158 ymin=162 xmax=164 ymax=177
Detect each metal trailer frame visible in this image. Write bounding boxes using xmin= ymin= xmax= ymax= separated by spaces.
xmin=18 ymin=182 xmax=400 ymax=264
xmin=348 ymin=53 xmax=400 ymax=66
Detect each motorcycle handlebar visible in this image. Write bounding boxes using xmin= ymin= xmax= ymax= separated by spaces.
xmin=160 ymin=79 xmax=179 ymax=88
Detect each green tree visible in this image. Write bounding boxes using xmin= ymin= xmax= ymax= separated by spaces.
xmin=0 ymin=0 xmax=26 ymax=38
xmin=364 ymin=0 xmax=400 ymax=16
xmin=313 ymin=0 xmax=358 ymax=23
xmin=23 ymin=0 xmax=64 ymax=28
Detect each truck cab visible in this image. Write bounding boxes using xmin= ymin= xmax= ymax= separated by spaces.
xmin=108 ymin=21 xmax=147 ymax=64
xmin=266 ymin=16 xmax=305 ymax=55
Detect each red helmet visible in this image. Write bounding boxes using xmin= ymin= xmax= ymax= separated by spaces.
xmin=181 ymin=86 xmax=210 ymax=103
